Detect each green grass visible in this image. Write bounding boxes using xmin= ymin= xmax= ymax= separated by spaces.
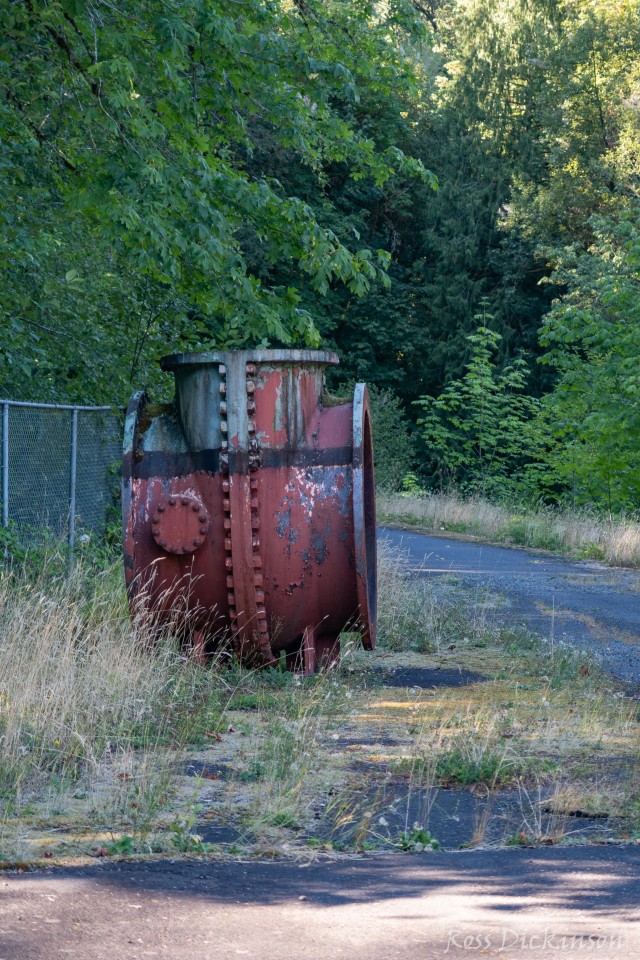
xmin=433 ymin=748 xmax=556 ymax=788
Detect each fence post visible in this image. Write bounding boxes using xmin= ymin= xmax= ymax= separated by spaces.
xmin=69 ymin=407 xmax=78 ymax=572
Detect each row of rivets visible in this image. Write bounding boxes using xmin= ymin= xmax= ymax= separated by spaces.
xmin=220 ymin=361 xmax=270 ymax=655
xmin=246 ymin=362 xmax=268 ymax=638
xmin=220 ymin=364 xmax=229 ymax=475
xmin=219 ymin=365 xmax=237 ymax=626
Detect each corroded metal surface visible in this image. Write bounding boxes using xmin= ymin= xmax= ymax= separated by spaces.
xmin=122 ymin=350 xmax=376 ymax=671
xmin=151 ymin=493 xmax=210 ymax=555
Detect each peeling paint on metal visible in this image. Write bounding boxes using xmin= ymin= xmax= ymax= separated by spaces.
xmin=311 ymin=531 xmax=328 ymax=565
xmin=275 ymin=506 xmax=292 ymax=539
xmin=123 ymin=351 xmax=377 ymax=670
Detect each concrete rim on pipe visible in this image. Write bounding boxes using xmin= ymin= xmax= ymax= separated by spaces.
xmin=161 ymin=349 xmax=340 ymax=370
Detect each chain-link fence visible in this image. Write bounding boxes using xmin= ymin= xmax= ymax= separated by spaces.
xmin=1 ymin=400 xmax=121 ymax=560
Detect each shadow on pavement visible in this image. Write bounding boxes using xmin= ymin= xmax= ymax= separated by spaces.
xmin=10 ymin=846 xmax=640 ymax=915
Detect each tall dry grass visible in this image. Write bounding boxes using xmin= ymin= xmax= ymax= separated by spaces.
xmin=376 ymin=539 xmax=475 ymax=652
xmin=0 ymin=560 xmax=222 ymax=816
xmin=378 ymin=490 xmax=640 ymax=566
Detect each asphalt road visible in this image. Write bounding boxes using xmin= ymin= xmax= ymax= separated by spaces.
xmin=379 ymin=526 xmax=640 ymax=686
xmin=2 ymin=846 xmax=639 ymax=959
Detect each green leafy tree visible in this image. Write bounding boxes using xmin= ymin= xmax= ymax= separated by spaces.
xmin=537 ymin=213 xmax=640 ymax=511
xmin=502 ymin=0 xmax=640 ymax=511
xmin=238 ymin=32 xmax=442 ymax=408
xmin=0 ymin=0 xmax=433 ymax=403
xmin=416 ymin=319 xmax=542 ymax=498
xmin=406 ymin=0 xmax=562 ymax=394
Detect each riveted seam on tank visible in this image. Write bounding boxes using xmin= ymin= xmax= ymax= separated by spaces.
xmin=220 ymin=365 xmax=237 ymax=634
xmin=246 ymin=361 xmax=272 ymax=661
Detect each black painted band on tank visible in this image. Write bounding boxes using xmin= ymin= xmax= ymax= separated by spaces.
xmin=132 ymin=449 xmax=220 ymax=479
xmin=131 ymin=445 xmax=354 ymax=479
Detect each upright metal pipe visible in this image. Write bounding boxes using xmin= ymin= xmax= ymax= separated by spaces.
xmin=68 ymin=408 xmax=78 ymax=571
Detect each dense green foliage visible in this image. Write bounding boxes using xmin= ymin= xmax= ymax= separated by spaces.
xmin=412 ymin=0 xmax=640 ymax=511
xmin=0 ymin=0 xmax=432 ymax=401
xmin=536 ymin=214 xmax=640 ymax=510
xmin=416 ymin=318 xmax=542 ymax=498
xmin=367 ymin=385 xmax=417 ymax=491
xmin=1 ymin=0 xmax=639 ymax=512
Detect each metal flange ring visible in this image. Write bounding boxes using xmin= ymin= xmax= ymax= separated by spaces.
xmin=151 ymin=494 xmax=210 ymax=555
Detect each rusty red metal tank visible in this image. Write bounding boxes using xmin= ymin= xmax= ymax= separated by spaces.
xmin=122 ymin=350 xmax=376 ymax=671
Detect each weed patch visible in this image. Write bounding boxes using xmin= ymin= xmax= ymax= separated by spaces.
xmin=1 ymin=543 xmax=638 ymax=862
xmin=399 ymin=825 xmax=441 ymax=852
xmin=0 ymin=559 xmax=229 ymax=858
xmin=376 ymin=540 xmax=468 ymax=652
xmin=433 ymin=748 xmax=554 ymax=788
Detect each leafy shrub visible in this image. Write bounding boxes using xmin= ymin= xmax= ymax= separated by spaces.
xmin=368 ymin=386 xmax=418 ymax=492
xmin=416 ymin=314 xmax=542 ymax=499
